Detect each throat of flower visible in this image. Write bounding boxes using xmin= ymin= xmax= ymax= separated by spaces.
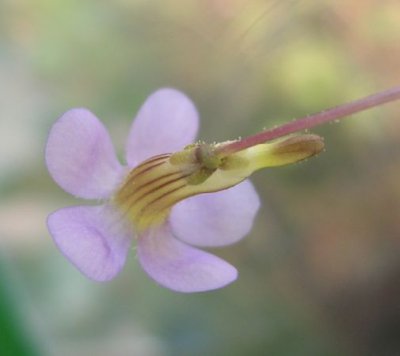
xmin=113 ymin=134 xmax=324 ymax=233
xmin=113 ymin=153 xmax=188 ymax=233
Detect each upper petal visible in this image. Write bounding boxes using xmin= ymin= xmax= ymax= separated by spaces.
xmin=170 ymin=179 xmax=260 ymax=247
xmin=126 ymin=88 xmax=199 ymax=167
xmin=45 ymin=109 xmax=123 ymax=199
xmin=137 ymin=224 xmax=237 ymax=293
xmin=47 ymin=205 xmax=132 ymax=281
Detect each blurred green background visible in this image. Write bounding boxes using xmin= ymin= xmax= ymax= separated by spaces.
xmin=1 ymin=0 xmax=400 ymax=355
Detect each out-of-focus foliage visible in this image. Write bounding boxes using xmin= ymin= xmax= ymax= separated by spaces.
xmin=0 ymin=0 xmax=399 ymax=355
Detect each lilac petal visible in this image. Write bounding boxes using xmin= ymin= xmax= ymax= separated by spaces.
xmin=47 ymin=205 xmax=132 ymax=281
xmin=126 ymin=88 xmax=199 ymax=167
xmin=137 ymin=224 xmax=237 ymax=292
xmin=170 ymin=180 xmax=260 ymax=247
xmin=46 ymin=109 xmax=123 ymax=199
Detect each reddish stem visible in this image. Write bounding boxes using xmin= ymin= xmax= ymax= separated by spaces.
xmin=216 ymin=86 xmax=400 ymax=156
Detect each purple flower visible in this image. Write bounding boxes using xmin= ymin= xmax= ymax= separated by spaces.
xmin=46 ymin=88 xmax=260 ymax=293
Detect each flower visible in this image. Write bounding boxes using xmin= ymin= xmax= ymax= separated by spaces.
xmin=46 ymin=88 xmax=261 ymax=293
xmin=46 ymin=88 xmax=324 ymax=293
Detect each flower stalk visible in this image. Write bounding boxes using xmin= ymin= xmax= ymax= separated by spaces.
xmin=216 ymin=86 xmax=400 ymax=156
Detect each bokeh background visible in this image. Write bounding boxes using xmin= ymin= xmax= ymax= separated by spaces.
xmin=1 ymin=0 xmax=400 ymax=355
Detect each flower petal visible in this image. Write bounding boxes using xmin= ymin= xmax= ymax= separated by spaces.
xmin=47 ymin=205 xmax=132 ymax=281
xmin=45 ymin=109 xmax=123 ymax=199
xmin=126 ymin=88 xmax=199 ymax=167
xmin=137 ymin=224 xmax=237 ymax=292
xmin=170 ymin=179 xmax=260 ymax=247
